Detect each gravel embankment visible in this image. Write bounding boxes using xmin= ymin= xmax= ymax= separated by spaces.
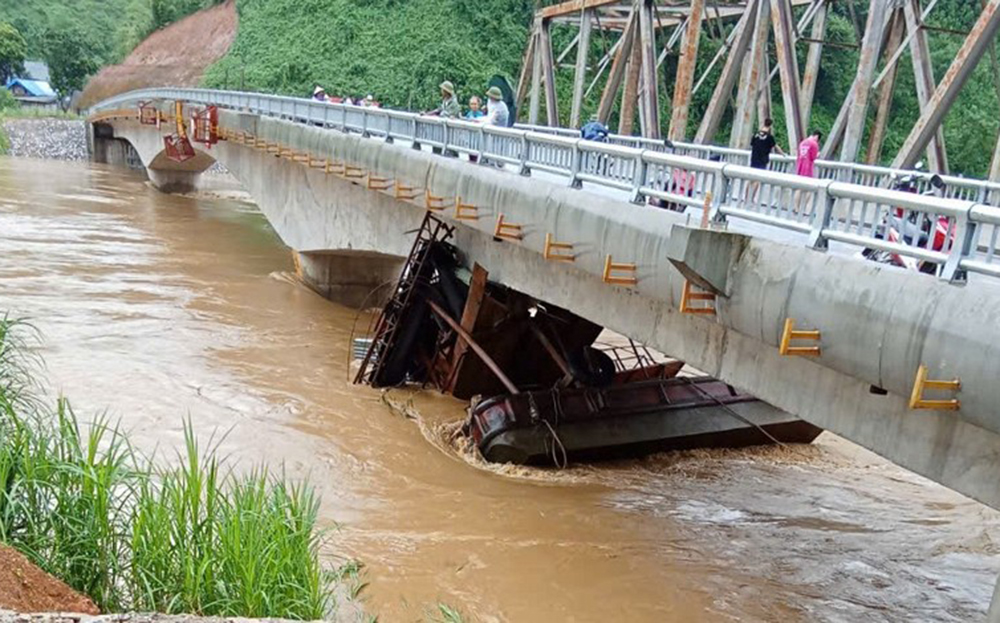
xmin=2 ymin=119 xmax=89 ymax=161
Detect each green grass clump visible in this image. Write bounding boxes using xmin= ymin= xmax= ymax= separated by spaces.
xmin=0 ymin=316 xmax=337 ymax=619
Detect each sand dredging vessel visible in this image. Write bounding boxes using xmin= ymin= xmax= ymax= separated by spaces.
xmin=353 ymin=214 xmax=820 ymax=465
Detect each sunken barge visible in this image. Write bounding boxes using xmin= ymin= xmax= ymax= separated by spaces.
xmin=354 ymin=213 xmax=821 ymax=465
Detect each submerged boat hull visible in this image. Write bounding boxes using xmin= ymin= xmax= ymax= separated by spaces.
xmin=468 ymin=377 xmax=822 ymax=465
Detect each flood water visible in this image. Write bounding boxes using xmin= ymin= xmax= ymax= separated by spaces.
xmin=2 ymin=156 xmax=999 ymax=622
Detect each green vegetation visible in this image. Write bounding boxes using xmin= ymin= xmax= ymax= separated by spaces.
xmin=0 ymin=89 xmax=15 ymax=154
xmin=203 ymin=0 xmax=534 ymax=110
xmin=41 ymin=28 xmax=100 ymax=98
xmin=0 ymin=21 xmax=26 ymax=83
xmin=0 ymin=0 xmax=223 ymax=66
xmin=0 ymin=316 xmax=338 ymax=619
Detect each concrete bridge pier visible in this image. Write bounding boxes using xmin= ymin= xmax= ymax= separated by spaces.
xmin=146 ymin=168 xmax=202 ymax=194
xmin=296 ymin=251 xmax=404 ymax=308
xmin=90 ymin=120 xmax=214 ymax=193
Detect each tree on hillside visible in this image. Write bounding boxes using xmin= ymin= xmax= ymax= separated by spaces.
xmin=0 ymin=22 xmax=27 ymax=84
xmin=42 ymin=28 xmax=100 ymax=105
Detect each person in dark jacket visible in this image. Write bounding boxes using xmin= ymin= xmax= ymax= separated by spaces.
xmin=745 ymin=118 xmax=784 ymax=204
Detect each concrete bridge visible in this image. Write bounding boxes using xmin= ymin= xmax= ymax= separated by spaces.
xmin=89 ymin=88 xmax=1000 ymax=612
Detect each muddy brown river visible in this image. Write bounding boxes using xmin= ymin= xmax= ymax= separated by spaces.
xmin=2 ymin=156 xmax=999 ymax=622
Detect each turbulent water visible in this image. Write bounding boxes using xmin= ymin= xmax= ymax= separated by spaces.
xmin=2 ymin=156 xmax=999 ymax=622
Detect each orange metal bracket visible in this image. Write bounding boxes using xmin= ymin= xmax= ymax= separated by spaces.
xmin=544 ymin=233 xmax=574 ymax=262
xmin=368 ymin=175 xmax=393 ymax=191
xmin=310 ymin=158 xmax=329 ymax=170
xmin=425 ymin=190 xmax=451 ymax=211
xmin=779 ymin=318 xmax=821 ymax=356
xmin=395 ymin=182 xmax=420 ymax=200
xmin=326 ymin=161 xmax=346 ymax=175
xmin=455 ymin=196 xmax=478 ymax=220
xmin=680 ymin=280 xmax=716 ymax=315
xmin=909 ymin=365 xmax=961 ymax=411
xmin=344 ymin=165 xmax=365 ymax=179
xmin=603 ymin=255 xmax=637 ymax=286
xmin=493 ymin=214 xmax=523 ymax=240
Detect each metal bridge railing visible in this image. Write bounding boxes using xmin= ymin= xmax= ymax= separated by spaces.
xmin=89 ymin=87 xmax=1000 ymax=285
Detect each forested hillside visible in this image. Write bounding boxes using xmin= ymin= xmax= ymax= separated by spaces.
xmin=0 ymin=0 xmax=222 ymax=64
xmin=203 ymin=0 xmax=534 ymax=110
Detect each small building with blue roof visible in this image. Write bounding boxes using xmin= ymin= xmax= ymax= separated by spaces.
xmin=5 ymin=60 xmax=60 ymax=110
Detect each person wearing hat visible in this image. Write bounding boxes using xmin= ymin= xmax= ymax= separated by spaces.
xmin=481 ymin=86 xmax=509 ymax=127
xmin=426 ymin=81 xmax=461 ymax=119
xmin=312 ymin=86 xmax=327 ymax=102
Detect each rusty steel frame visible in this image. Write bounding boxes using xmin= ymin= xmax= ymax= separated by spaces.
xmin=620 ymin=19 xmax=643 ymax=134
xmin=570 ymin=9 xmax=594 ymax=127
xmin=799 ymin=0 xmax=827 ymax=131
xmin=770 ymin=0 xmax=805 ymax=148
xmin=668 ymin=0 xmax=705 ymax=140
xmin=893 ymin=0 xmax=1000 ymax=169
xmin=839 ymin=0 xmax=889 ymax=165
xmin=524 ymin=0 xmax=1000 ymax=177
xmin=730 ymin=0 xmax=770 ymax=148
xmin=694 ymin=0 xmax=756 ymax=143
xmin=866 ymin=8 xmax=905 ymax=165
xmin=903 ymin=0 xmax=949 ymax=173
xmin=637 ymin=0 xmax=661 ymax=139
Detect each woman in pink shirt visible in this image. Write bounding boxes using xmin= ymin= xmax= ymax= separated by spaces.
xmin=794 ymin=129 xmax=822 ymax=214
xmin=796 ymin=130 xmax=822 ymax=177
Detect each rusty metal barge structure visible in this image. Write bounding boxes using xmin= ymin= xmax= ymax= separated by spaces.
xmin=354 ymin=213 xmax=820 ymax=465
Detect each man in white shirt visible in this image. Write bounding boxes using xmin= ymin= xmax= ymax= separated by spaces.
xmin=482 ymin=86 xmax=509 ymax=127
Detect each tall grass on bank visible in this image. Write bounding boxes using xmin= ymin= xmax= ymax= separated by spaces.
xmin=0 ymin=316 xmax=337 ymax=619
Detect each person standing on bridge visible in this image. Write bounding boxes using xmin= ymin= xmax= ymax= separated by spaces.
xmin=482 ymin=86 xmax=509 ymax=127
xmin=794 ymin=129 xmax=822 ymax=213
xmin=745 ymin=118 xmax=784 ymax=205
xmin=424 ymin=81 xmax=461 ymax=156
xmin=426 ymin=81 xmax=461 ymax=118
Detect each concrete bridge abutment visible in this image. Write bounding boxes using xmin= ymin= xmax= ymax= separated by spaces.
xmin=296 ymin=251 xmax=404 ymax=307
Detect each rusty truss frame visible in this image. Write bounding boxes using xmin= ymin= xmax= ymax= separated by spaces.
xmin=517 ymin=0 xmax=1000 ymax=176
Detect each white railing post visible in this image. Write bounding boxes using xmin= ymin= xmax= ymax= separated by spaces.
xmin=519 ymin=134 xmax=531 ymax=176
xmin=807 ymin=182 xmax=836 ymax=250
xmin=941 ymin=204 xmax=977 ymax=283
xmin=629 ymin=152 xmax=646 ymax=204
xmin=570 ymin=142 xmax=583 ymax=189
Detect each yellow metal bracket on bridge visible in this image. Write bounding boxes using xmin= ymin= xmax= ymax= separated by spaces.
xmin=603 ymin=255 xmax=637 ymax=286
xmin=779 ymin=318 xmax=821 ymax=357
xmin=424 ymin=191 xmax=452 ymax=211
xmin=455 ymin=197 xmax=478 ymax=221
xmin=367 ymin=175 xmax=393 ymax=191
xmin=493 ymin=214 xmax=523 ymax=240
xmin=544 ymin=234 xmax=574 ymax=262
xmin=394 ymin=182 xmax=420 ymax=200
xmin=680 ymin=280 xmax=716 ymax=315
xmin=909 ymin=365 xmax=961 ymax=411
